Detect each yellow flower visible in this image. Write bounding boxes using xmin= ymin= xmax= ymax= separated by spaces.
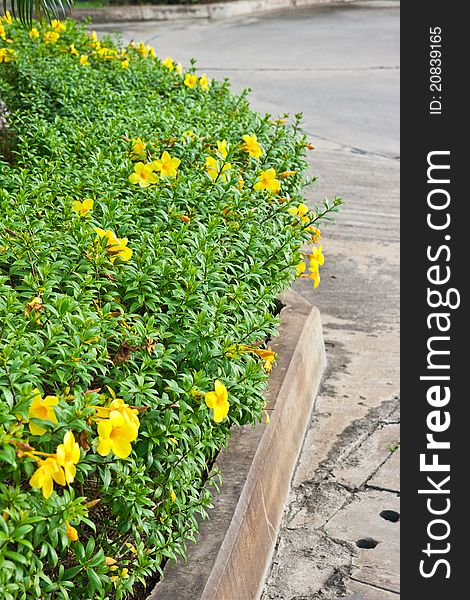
xmin=29 ymin=457 xmax=65 ymax=499
xmin=25 ymin=293 xmax=43 ymax=318
xmin=254 ymin=347 xmax=276 ymax=372
xmin=288 ymin=203 xmax=310 ymax=225
xmin=95 ymin=228 xmax=133 ymax=263
xmin=129 ymin=162 xmax=159 ymax=188
xmin=237 ymin=345 xmax=277 ymax=372
xmin=72 ymin=198 xmax=93 ymax=217
xmin=65 ymin=520 xmax=79 ymax=542
xmin=69 ymin=43 xmax=79 ymax=56
xmin=205 ymin=156 xmax=232 ymax=182
xmin=121 ymin=59 xmax=129 ymax=69
xmin=151 ymin=151 xmax=181 ymax=178
xmin=170 ymin=491 xmax=176 ymax=502
xmin=309 ymin=225 xmax=321 ymax=244
xmin=0 ymin=48 xmax=14 ymax=63
xmin=279 ymin=170 xmax=297 ymax=179
xmin=51 ymin=20 xmax=66 ymax=33
xmin=96 ymin=399 xmax=140 ymax=459
xmin=1 ymin=11 xmax=13 ymax=24
xmin=56 ymin=431 xmax=80 ymax=483
xmin=306 ymin=246 xmax=324 ymax=289
xmin=43 ymin=31 xmax=60 ymax=44
xmin=217 ymin=140 xmax=229 ymax=159
xmin=254 ymin=169 xmax=281 ymax=194
xmin=242 ymin=134 xmax=263 ymax=159
xmin=79 ymin=55 xmax=90 ymax=66
xmin=308 ymin=259 xmax=320 ymax=289
xmin=136 ymin=42 xmax=155 ymax=58
xmin=175 ymin=62 xmax=183 ymax=75
xmin=29 ymin=28 xmax=40 ymax=40
xmin=204 ymin=380 xmax=230 ymax=423
xmin=105 ymin=557 xmax=117 ymax=566
xmin=182 ymin=130 xmax=195 ymax=143
xmin=310 ymin=244 xmax=324 ymax=267
xmin=184 ymin=73 xmax=198 ymax=88
xmin=163 ymin=56 xmax=174 ymax=71
xmin=0 ymin=24 xmax=5 ymax=40
xmin=28 ymin=389 xmax=58 ymax=436
xmin=129 ymin=137 xmax=147 ymax=161
xmin=296 ymin=261 xmax=306 ymax=277
xmin=199 ymin=73 xmax=210 ymax=91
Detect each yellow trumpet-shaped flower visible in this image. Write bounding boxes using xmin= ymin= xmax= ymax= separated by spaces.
xmin=254 ymin=169 xmax=281 ymax=194
xmin=217 ymin=140 xmax=229 ymax=159
xmin=241 ymin=134 xmax=263 ymax=159
xmin=28 ymin=389 xmax=58 ymax=435
xmin=254 ymin=347 xmax=276 ymax=372
xmin=184 ymin=73 xmax=198 ymax=89
xmin=25 ymin=293 xmax=43 ymax=318
xmin=309 ymin=225 xmax=321 ymax=244
xmin=129 ymin=137 xmax=147 ymax=161
xmin=199 ymin=73 xmax=210 ymax=91
xmin=306 ymin=246 xmax=324 ymax=289
xmin=278 ymin=170 xmax=297 ymax=179
xmin=310 ymin=244 xmax=325 ymax=267
xmin=97 ymin=399 xmax=140 ymax=459
xmin=296 ymin=261 xmax=306 ymax=276
xmin=29 ymin=457 xmax=65 ymax=499
xmin=163 ymin=56 xmax=174 ymax=71
xmin=65 ymin=520 xmax=79 ymax=542
xmin=51 ymin=20 xmax=66 ymax=33
xmin=43 ymin=31 xmax=60 ymax=45
xmin=0 ymin=24 xmax=5 ymax=40
xmin=129 ymin=162 xmax=159 ymax=188
xmin=72 ymin=198 xmax=93 ymax=217
xmin=288 ymin=203 xmax=310 ymax=226
xmin=204 ymin=380 xmax=230 ymax=423
xmin=136 ymin=42 xmax=155 ymax=58
xmin=121 ymin=58 xmax=129 ymax=69
xmin=95 ymin=228 xmax=133 ymax=263
xmin=0 ymin=48 xmax=15 ymax=63
xmin=205 ymin=156 xmax=232 ymax=182
xmin=56 ymin=431 xmax=80 ymax=484
xmin=175 ymin=62 xmax=183 ymax=75
xmin=1 ymin=11 xmax=13 ymax=24
xmin=79 ymin=55 xmax=90 ymax=66
xmin=237 ymin=345 xmax=277 ymax=372
xmin=151 ymin=151 xmax=181 ymax=178
xmin=29 ymin=28 xmax=40 ymax=40
xmin=308 ymin=260 xmax=320 ymax=289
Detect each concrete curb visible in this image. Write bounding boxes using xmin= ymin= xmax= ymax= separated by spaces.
xmin=149 ymin=288 xmax=326 ymax=600
xmin=72 ymin=0 xmax=355 ymax=23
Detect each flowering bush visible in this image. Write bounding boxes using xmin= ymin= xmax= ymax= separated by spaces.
xmin=0 ymin=14 xmax=341 ymax=599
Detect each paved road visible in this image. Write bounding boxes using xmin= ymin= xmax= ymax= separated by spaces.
xmin=97 ymin=3 xmax=400 ymax=598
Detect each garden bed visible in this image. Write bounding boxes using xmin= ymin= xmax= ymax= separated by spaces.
xmin=151 ymin=289 xmax=325 ymax=600
xmin=0 ymin=15 xmax=338 ymax=599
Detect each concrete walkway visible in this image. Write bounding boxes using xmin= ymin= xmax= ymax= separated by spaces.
xmin=96 ymin=3 xmax=400 ymax=597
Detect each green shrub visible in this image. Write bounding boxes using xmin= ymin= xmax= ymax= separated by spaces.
xmin=0 ymin=14 xmax=341 ymax=599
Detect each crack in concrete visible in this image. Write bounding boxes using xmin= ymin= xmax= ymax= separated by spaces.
xmin=349 ymin=575 xmax=400 ymax=595
xmin=304 ymin=131 xmax=400 ymax=161
xmin=365 ymin=483 xmax=400 ymax=495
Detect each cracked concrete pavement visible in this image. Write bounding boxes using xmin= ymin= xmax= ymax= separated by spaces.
xmin=96 ymin=2 xmax=400 ymax=597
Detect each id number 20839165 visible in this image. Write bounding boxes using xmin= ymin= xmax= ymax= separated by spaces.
xmin=429 ymin=26 xmax=442 ymax=115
